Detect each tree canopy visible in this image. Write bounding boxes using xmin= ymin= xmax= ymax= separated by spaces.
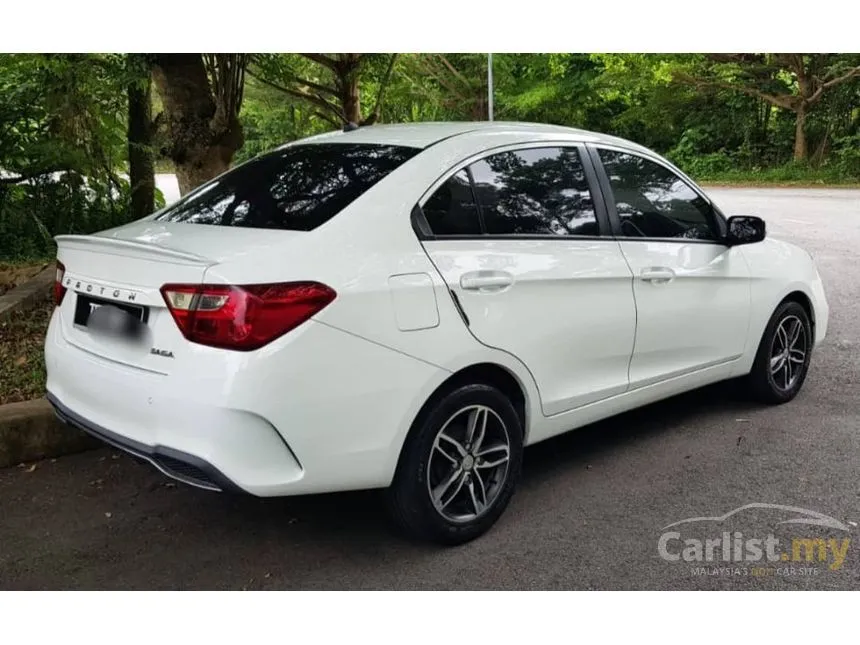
xmin=2 ymin=52 xmax=859 ymax=260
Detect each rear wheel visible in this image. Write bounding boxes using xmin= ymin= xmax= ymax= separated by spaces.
xmin=747 ymin=301 xmax=812 ymax=404
xmin=386 ymin=383 xmax=523 ymax=545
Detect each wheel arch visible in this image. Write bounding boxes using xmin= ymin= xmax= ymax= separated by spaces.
xmin=391 ymin=361 xmax=533 ymax=482
xmin=736 ymin=283 xmax=818 ymax=378
xmin=779 ymin=289 xmax=815 ymax=333
xmin=439 ymin=363 xmax=529 ymax=432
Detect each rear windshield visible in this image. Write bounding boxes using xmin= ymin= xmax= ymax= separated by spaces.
xmin=154 ymin=143 xmax=419 ymax=231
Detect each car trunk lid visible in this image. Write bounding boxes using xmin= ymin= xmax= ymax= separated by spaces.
xmin=54 ymin=225 xmax=301 ymax=373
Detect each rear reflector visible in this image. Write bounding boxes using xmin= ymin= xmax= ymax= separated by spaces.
xmin=160 ymin=282 xmax=336 ymax=351
xmin=54 ymin=261 xmax=67 ymax=306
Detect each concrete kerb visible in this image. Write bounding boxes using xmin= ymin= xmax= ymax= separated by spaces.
xmin=1 ymin=264 xmax=101 ymax=467
xmin=0 ymin=264 xmax=56 ymax=321
xmin=0 ymin=398 xmax=99 ymax=468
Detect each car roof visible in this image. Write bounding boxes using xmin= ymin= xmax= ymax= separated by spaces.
xmin=291 ymin=121 xmax=651 ymax=154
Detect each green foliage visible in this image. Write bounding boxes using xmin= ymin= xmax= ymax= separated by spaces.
xmin=691 ymin=162 xmax=859 ymax=186
xmin=234 ymin=79 xmax=330 ymax=164
xmin=2 ymin=52 xmax=858 ymax=262
xmin=0 ymin=54 xmax=140 ymax=260
xmin=495 ymin=54 xmax=602 ymax=126
xmin=248 ymin=53 xmax=400 ymax=128
xmin=0 ymin=54 xmax=130 ymax=177
xmin=829 ymin=133 xmax=860 ymax=178
xmin=0 ymin=173 xmax=136 ymax=260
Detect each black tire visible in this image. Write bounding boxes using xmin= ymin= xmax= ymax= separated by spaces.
xmin=386 ymin=383 xmax=524 ymax=545
xmin=746 ymin=300 xmax=813 ymax=404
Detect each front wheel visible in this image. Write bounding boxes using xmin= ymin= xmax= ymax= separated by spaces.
xmin=746 ymin=301 xmax=813 ymax=404
xmin=386 ymin=383 xmax=523 ymax=545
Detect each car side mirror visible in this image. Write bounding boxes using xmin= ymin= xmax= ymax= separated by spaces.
xmin=725 ymin=216 xmax=766 ymax=246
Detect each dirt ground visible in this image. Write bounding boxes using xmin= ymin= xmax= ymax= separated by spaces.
xmin=0 ymin=262 xmax=53 ymax=404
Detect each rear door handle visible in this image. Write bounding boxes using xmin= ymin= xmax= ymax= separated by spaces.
xmin=640 ymin=267 xmax=676 ymax=284
xmin=460 ymin=270 xmax=514 ymax=293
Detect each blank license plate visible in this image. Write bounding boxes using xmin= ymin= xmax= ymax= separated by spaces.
xmin=74 ymin=295 xmax=148 ymax=327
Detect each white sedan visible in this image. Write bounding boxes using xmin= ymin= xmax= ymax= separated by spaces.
xmin=45 ymin=122 xmax=828 ymax=544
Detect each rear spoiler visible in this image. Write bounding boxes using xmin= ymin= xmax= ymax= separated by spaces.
xmin=54 ymin=234 xmax=216 ymax=267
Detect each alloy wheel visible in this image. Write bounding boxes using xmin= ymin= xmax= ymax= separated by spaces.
xmin=426 ymin=405 xmax=511 ymax=523
xmin=769 ymin=314 xmax=807 ymax=391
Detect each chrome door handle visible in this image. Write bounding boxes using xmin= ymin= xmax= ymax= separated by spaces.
xmin=640 ymin=267 xmax=676 ymax=284
xmin=460 ymin=271 xmax=514 ymax=292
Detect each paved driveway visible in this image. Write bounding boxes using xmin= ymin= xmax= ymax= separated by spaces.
xmin=1 ymin=188 xmax=859 ymax=590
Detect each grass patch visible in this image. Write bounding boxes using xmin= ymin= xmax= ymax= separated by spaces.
xmin=692 ymin=165 xmax=860 ymax=188
xmin=0 ymin=288 xmax=53 ymax=404
xmin=700 ymin=181 xmax=860 ymax=188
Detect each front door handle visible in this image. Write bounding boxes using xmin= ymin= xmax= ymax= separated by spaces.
xmin=460 ymin=270 xmax=514 ymax=293
xmin=640 ymin=267 xmax=676 ymax=284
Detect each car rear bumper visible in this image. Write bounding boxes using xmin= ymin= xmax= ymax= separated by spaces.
xmin=44 ymin=307 xmax=449 ymax=497
xmin=48 ymin=391 xmax=244 ymax=493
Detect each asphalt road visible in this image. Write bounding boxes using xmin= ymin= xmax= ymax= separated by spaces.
xmin=2 ymin=187 xmax=859 ymax=590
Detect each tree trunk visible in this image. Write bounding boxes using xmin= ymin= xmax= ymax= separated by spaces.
xmin=791 ymin=56 xmax=811 ymax=163
xmin=761 ymin=101 xmax=771 ymax=143
xmin=127 ymin=73 xmax=155 ymax=219
xmin=794 ymin=104 xmax=808 ymax=162
xmin=471 ymin=93 xmax=487 ymax=120
xmin=811 ymin=132 xmax=829 ymax=167
xmin=362 ymin=54 xmax=398 ymax=125
xmin=342 ymin=77 xmax=361 ymax=124
xmin=174 ymin=150 xmax=235 ymax=195
xmin=336 ymin=54 xmax=362 ymax=124
xmin=151 ymin=54 xmax=243 ymax=195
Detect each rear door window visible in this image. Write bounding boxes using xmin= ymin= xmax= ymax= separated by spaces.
xmin=155 ymin=143 xmax=419 ymax=231
xmin=468 ymin=147 xmax=599 ymax=236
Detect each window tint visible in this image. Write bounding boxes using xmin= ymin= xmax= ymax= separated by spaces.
xmin=155 ymin=143 xmax=419 ymax=231
xmin=468 ymin=147 xmax=598 ymax=236
xmin=598 ymin=149 xmax=716 ymax=240
xmin=422 ymin=169 xmax=482 ymax=236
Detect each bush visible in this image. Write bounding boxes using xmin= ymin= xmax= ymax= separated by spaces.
xmin=678 ymin=151 xmax=736 ymax=177
xmin=666 ymin=129 xmax=736 ymax=176
xmin=0 ymin=172 xmax=150 ymax=261
xmin=829 ymin=134 xmax=860 ymax=180
xmin=667 ymin=126 xmax=860 ymax=184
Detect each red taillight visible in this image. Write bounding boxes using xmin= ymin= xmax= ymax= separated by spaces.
xmin=160 ymin=282 xmax=336 ymax=351
xmin=54 ymin=261 xmax=67 ymax=306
